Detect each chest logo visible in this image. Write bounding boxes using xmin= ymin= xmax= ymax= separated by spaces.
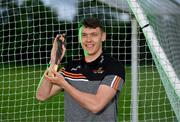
xmin=71 ymin=65 xmax=81 ymax=71
xmin=93 ymin=67 xmax=104 ymax=74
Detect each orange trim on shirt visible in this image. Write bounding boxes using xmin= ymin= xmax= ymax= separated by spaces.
xmin=112 ymin=76 xmax=121 ymax=90
xmin=60 ymin=69 xmax=86 ymax=79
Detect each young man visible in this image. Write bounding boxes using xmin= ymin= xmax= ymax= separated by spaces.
xmin=36 ymin=17 xmax=125 ymax=122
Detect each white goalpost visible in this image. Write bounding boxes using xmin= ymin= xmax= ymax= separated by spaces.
xmin=0 ymin=0 xmax=179 ymax=121
xmin=131 ymin=17 xmax=138 ymax=122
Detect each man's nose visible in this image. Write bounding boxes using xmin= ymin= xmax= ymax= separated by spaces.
xmin=86 ymin=34 xmax=92 ymax=42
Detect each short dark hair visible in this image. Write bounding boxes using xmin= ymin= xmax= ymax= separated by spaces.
xmin=79 ymin=17 xmax=104 ymax=32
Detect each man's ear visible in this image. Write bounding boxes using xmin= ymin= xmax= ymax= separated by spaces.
xmin=102 ymin=32 xmax=106 ymax=42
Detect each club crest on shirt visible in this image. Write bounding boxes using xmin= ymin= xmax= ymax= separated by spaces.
xmin=93 ymin=67 xmax=104 ymax=74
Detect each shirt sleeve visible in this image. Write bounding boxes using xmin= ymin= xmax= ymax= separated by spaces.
xmin=101 ymin=75 xmax=124 ymax=92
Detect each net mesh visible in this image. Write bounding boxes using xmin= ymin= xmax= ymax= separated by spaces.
xmin=136 ymin=0 xmax=180 ymax=121
xmin=138 ymin=0 xmax=180 ymax=81
xmin=0 ymin=0 xmax=178 ymax=121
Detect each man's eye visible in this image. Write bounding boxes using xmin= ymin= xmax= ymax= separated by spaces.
xmin=82 ymin=34 xmax=87 ymax=37
xmin=91 ymin=33 xmax=98 ymax=37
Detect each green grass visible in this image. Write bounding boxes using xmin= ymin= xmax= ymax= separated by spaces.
xmin=0 ymin=64 xmax=177 ymax=122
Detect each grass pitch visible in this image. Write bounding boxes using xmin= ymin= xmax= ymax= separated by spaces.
xmin=0 ymin=64 xmax=176 ymax=121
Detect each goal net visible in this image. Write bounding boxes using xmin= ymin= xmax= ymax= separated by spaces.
xmin=0 ymin=0 xmax=178 ymax=121
xmin=128 ymin=0 xmax=180 ymax=121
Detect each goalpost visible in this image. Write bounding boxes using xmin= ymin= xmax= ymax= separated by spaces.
xmin=0 ymin=0 xmax=179 ymax=121
xmin=127 ymin=0 xmax=180 ymax=121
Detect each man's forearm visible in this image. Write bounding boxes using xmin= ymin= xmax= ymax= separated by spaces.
xmin=36 ymin=65 xmax=58 ymax=101
xmin=36 ymin=67 xmax=63 ymax=101
xmin=61 ymin=80 xmax=114 ymax=114
xmin=36 ymin=74 xmax=53 ymax=101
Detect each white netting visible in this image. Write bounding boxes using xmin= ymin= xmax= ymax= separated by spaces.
xmin=0 ymin=0 xmax=178 ymax=121
xmin=128 ymin=0 xmax=180 ymax=121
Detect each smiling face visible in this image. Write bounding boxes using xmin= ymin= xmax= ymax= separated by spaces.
xmin=79 ymin=26 xmax=106 ymax=61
